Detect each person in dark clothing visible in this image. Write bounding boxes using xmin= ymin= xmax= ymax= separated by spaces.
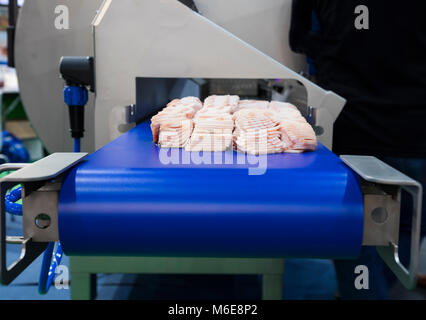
xmin=290 ymin=0 xmax=426 ymax=299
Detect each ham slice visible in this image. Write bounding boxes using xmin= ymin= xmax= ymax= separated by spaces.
xmin=185 ymin=133 xmax=233 ymax=152
xmin=204 ymin=95 xmax=240 ymax=113
xmin=186 ymin=114 xmax=234 ymax=151
xmin=267 ymin=101 xmax=317 ymax=152
xmin=150 ymin=97 xmax=201 ymax=146
xmin=192 ymin=114 xmax=234 ymax=134
xmin=235 ymin=100 xmax=269 ymax=113
xmin=268 ymin=101 xmax=304 ymax=121
xmin=186 ymin=95 xmax=236 ymax=152
xmin=167 ymin=96 xmax=203 ymax=111
xmin=280 ymin=120 xmax=318 ymax=153
xmin=233 ymin=108 xmax=284 ymax=155
xmin=158 ymin=119 xmax=193 ymax=148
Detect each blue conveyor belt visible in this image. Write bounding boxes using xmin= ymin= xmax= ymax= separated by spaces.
xmin=58 ymin=122 xmax=363 ymax=259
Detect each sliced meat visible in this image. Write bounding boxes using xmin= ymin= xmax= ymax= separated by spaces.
xmin=150 ymin=98 xmax=199 ymax=146
xmin=233 ymin=108 xmax=284 ymax=155
xmin=185 ymin=133 xmax=233 ymax=152
xmin=280 ymin=119 xmax=318 ymax=152
xmin=269 ymin=101 xmax=304 ymax=121
xmin=267 ymin=102 xmax=318 ymax=152
xmin=235 ymin=100 xmax=269 ymax=113
xmin=151 ymin=96 xmax=318 ymax=154
xmin=187 ymin=104 xmax=234 ymax=152
xmin=204 ymin=95 xmax=240 ymax=112
xmin=158 ymin=119 xmax=193 ymax=148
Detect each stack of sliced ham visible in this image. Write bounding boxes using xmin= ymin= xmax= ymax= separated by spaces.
xmin=233 ymin=108 xmax=284 ymax=155
xmin=157 ymin=120 xmax=193 ymax=148
xmin=185 ymin=95 xmax=237 ymax=151
xmin=150 ymin=97 xmax=201 ymax=147
xmin=280 ymin=120 xmax=317 ymax=153
xmin=267 ymin=101 xmax=317 ymax=153
xmin=185 ymin=113 xmax=234 ymax=151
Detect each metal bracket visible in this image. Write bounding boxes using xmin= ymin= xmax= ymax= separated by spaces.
xmin=0 ymin=153 xmax=87 ymax=285
xmin=341 ymin=155 xmax=423 ymax=289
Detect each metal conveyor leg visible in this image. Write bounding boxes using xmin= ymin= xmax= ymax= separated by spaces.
xmin=70 ymin=272 xmax=91 ymax=300
xmin=69 ymin=256 xmax=285 ymax=300
xmin=262 ymin=274 xmax=283 ymax=300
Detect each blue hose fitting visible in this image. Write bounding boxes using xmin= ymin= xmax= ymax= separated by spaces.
xmin=63 ymin=86 xmax=88 ymax=139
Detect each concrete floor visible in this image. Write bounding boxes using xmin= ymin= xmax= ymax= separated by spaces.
xmin=1 ymin=214 xmax=426 ymax=300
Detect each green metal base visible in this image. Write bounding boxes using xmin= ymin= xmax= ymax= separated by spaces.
xmin=70 ymin=256 xmax=284 ymax=300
